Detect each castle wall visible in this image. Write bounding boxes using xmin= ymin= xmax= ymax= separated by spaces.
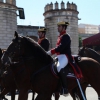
xmin=0 ymin=0 xmax=17 ymax=49
xmin=44 ymin=1 xmax=79 ymax=54
xmin=17 ymin=25 xmax=44 ymax=41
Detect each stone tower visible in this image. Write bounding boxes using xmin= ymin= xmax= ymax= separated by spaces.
xmin=0 ymin=0 xmax=17 ymax=49
xmin=43 ymin=1 xmax=79 ymax=54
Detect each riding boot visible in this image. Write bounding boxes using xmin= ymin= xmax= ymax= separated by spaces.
xmin=59 ymin=69 xmax=69 ymax=96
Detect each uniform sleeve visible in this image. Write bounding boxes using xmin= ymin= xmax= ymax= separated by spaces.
xmin=51 ymin=35 xmax=70 ymax=54
xmin=40 ymin=39 xmax=50 ymax=51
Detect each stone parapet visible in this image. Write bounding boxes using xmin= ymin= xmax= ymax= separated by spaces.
xmin=44 ymin=1 xmax=79 ymax=54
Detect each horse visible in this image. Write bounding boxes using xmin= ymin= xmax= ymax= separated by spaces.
xmin=0 ymin=48 xmax=17 ymax=100
xmin=78 ymin=47 xmax=100 ymax=63
xmin=2 ymin=31 xmax=100 ymax=100
xmin=0 ymin=49 xmax=36 ymax=100
xmin=0 ymin=48 xmax=9 ymax=100
xmin=78 ymin=47 xmax=100 ymax=100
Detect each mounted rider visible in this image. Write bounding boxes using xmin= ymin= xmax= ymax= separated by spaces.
xmin=47 ymin=21 xmax=72 ymax=96
xmin=38 ymin=28 xmax=50 ymax=51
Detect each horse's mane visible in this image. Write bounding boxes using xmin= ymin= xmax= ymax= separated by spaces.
xmin=23 ymin=36 xmax=41 ymax=49
xmin=0 ymin=48 xmax=3 ymax=59
xmin=87 ymin=48 xmax=100 ymax=58
xmin=22 ymin=36 xmax=53 ymax=63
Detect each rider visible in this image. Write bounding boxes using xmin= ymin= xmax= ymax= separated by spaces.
xmin=38 ymin=28 xmax=50 ymax=51
xmin=47 ymin=21 xmax=71 ymax=96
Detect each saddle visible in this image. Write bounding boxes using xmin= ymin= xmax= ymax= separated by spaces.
xmin=51 ymin=55 xmax=83 ymax=79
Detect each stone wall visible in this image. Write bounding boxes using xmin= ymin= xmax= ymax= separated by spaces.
xmin=43 ymin=1 xmax=79 ymax=54
xmin=0 ymin=1 xmax=17 ymax=49
xmin=17 ymin=25 xmax=44 ymax=42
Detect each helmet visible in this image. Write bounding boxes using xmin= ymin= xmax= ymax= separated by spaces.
xmin=38 ymin=28 xmax=47 ymax=32
xmin=57 ymin=21 xmax=69 ymax=26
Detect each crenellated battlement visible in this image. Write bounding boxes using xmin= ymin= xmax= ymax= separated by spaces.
xmin=44 ymin=1 xmax=77 ymax=12
xmin=0 ymin=0 xmax=16 ymax=5
xmin=44 ymin=1 xmax=79 ymax=54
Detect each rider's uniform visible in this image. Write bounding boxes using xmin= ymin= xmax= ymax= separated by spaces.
xmin=50 ymin=30 xmax=71 ymax=72
xmin=38 ymin=38 xmax=49 ymax=51
xmin=47 ymin=21 xmax=71 ymax=96
xmin=38 ymin=28 xmax=50 ymax=51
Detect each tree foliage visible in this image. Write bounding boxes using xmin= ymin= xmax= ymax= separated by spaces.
xmin=79 ymin=36 xmax=82 ymax=47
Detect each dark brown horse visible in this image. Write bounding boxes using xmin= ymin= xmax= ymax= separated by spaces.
xmin=2 ymin=32 xmax=100 ymax=100
xmin=0 ymin=48 xmax=8 ymax=100
xmin=0 ymin=50 xmax=36 ymax=100
xmin=0 ymin=49 xmax=16 ymax=100
xmin=0 ymin=67 xmax=16 ymax=100
xmin=78 ymin=47 xmax=100 ymax=100
xmin=79 ymin=47 xmax=100 ymax=63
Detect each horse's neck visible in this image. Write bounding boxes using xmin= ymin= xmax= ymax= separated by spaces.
xmin=25 ymin=45 xmax=53 ymax=63
xmin=88 ymin=50 xmax=100 ymax=62
xmin=92 ymin=54 xmax=100 ymax=62
xmin=24 ymin=47 xmax=53 ymax=67
xmin=24 ymin=55 xmax=53 ymax=76
xmin=24 ymin=39 xmax=53 ymax=69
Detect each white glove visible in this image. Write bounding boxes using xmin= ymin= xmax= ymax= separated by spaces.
xmin=47 ymin=50 xmax=51 ymax=55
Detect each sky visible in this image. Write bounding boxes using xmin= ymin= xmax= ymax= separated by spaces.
xmin=17 ymin=0 xmax=100 ymax=26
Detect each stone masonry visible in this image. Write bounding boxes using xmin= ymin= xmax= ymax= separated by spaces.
xmin=0 ymin=0 xmax=17 ymax=49
xmin=43 ymin=1 xmax=79 ymax=54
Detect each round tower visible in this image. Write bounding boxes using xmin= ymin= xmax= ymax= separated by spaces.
xmin=43 ymin=1 xmax=79 ymax=54
xmin=0 ymin=0 xmax=17 ymax=49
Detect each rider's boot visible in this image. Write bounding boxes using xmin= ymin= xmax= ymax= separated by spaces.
xmin=59 ymin=68 xmax=69 ymax=96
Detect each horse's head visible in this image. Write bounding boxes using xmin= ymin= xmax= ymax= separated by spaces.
xmin=1 ymin=31 xmax=53 ymax=67
xmin=1 ymin=31 xmax=25 ymax=66
xmin=78 ymin=46 xmax=87 ymax=57
xmin=78 ymin=46 xmax=100 ymax=58
xmin=78 ymin=46 xmax=90 ymax=57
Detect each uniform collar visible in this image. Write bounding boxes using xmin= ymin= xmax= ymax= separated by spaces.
xmin=38 ymin=37 xmax=45 ymax=44
xmin=59 ymin=30 xmax=66 ymax=36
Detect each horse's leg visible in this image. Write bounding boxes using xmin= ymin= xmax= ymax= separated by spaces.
xmin=18 ymin=87 xmax=29 ymax=100
xmin=54 ymin=92 xmax=60 ymax=100
xmin=10 ymin=89 xmax=15 ymax=100
xmin=0 ymin=87 xmax=8 ymax=100
xmin=35 ymin=93 xmax=52 ymax=100
xmin=73 ymin=88 xmax=86 ymax=100
xmin=0 ymin=88 xmax=9 ymax=98
xmin=91 ymin=83 xmax=100 ymax=99
xmin=0 ymin=86 xmax=8 ymax=100
xmin=32 ymin=90 xmax=35 ymax=100
xmin=70 ymin=82 xmax=88 ymax=100
xmin=18 ymin=90 xmax=28 ymax=100
xmin=75 ymin=83 xmax=87 ymax=100
xmin=70 ymin=89 xmax=76 ymax=100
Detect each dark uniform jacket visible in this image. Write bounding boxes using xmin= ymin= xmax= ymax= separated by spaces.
xmin=51 ymin=30 xmax=71 ymax=56
xmin=51 ymin=31 xmax=81 ymax=77
xmin=38 ymin=38 xmax=50 ymax=51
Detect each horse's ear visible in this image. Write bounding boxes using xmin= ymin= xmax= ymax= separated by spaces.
xmin=14 ymin=31 xmax=18 ymax=39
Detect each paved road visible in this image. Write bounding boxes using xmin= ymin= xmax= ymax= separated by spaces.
xmin=5 ymin=87 xmax=98 ymax=100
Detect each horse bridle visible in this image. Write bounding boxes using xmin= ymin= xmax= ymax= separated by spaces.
xmin=6 ymin=41 xmax=21 ymax=63
xmin=4 ymin=41 xmax=36 ymax=67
